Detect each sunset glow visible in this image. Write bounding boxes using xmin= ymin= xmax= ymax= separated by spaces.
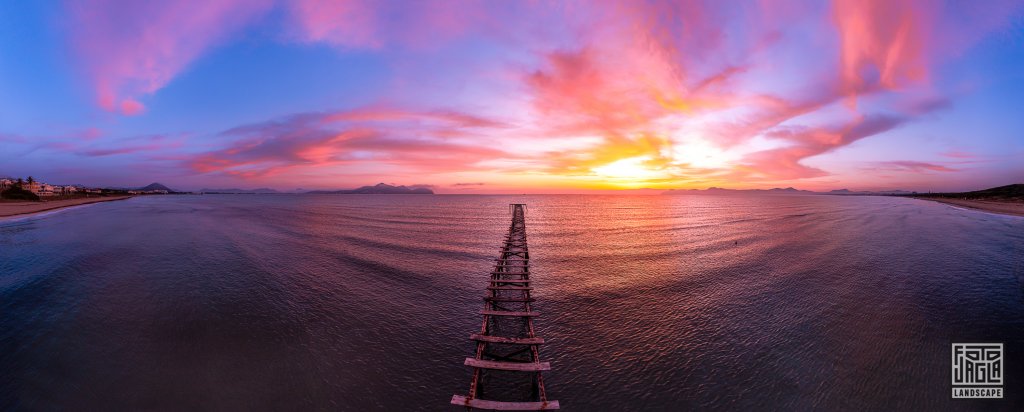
xmin=1 ymin=0 xmax=1022 ymax=192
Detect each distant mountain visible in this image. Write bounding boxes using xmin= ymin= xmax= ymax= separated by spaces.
xmin=138 ymin=182 xmax=174 ymax=192
xmin=766 ymin=187 xmax=812 ymax=193
xmin=663 ymin=187 xmax=814 ymax=195
xmin=200 ymin=188 xmax=280 ymax=194
xmin=308 ymin=183 xmax=434 ymax=194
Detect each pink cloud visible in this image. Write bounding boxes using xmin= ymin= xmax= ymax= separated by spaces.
xmin=869 ymin=160 xmax=957 ymax=173
xmin=737 ymin=115 xmax=908 ymax=180
xmin=518 ymin=1 xmax=758 ymax=171
xmin=119 ymin=99 xmax=146 ymax=116
xmin=941 ymin=150 xmax=976 ymax=159
xmin=833 ymin=0 xmax=931 ymax=105
xmin=66 ymin=0 xmax=273 ymax=114
xmin=284 ymin=0 xmax=485 ymax=49
xmin=190 ymin=107 xmax=508 ymax=178
xmin=77 ymin=127 xmax=103 ymax=141
xmin=324 ymin=107 xmax=506 ymax=128
xmin=80 ymin=134 xmax=182 ymax=157
xmin=286 ymin=0 xmax=380 ymax=48
xmin=831 ymin=0 xmax=1024 ymax=107
xmin=22 ymin=132 xmax=183 ymax=158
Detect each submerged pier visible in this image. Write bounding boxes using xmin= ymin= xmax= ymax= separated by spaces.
xmin=451 ymin=204 xmax=560 ymax=410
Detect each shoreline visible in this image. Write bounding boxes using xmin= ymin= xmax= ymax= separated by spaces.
xmin=0 ymin=196 xmax=133 ymax=218
xmin=910 ymin=197 xmax=1024 ymax=217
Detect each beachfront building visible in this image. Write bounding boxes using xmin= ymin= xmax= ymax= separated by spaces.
xmin=0 ymin=178 xmax=12 ymax=191
xmin=36 ymin=184 xmax=56 ymax=196
xmin=21 ymin=181 xmax=59 ymax=196
xmin=60 ymin=185 xmax=78 ymax=195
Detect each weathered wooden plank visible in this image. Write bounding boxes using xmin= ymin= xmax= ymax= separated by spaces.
xmin=487 ymin=286 xmax=533 ymax=290
xmin=470 ymin=334 xmax=544 ymax=344
xmin=484 ymin=296 xmax=535 ymax=302
xmin=464 ymin=358 xmax=551 ymax=371
xmin=451 ymin=395 xmax=560 ymax=410
xmin=480 ymin=310 xmax=539 ymax=317
xmin=489 ymin=279 xmax=530 ymax=284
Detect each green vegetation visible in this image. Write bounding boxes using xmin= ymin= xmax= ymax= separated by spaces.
xmin=912 ymin=184 xmax=1024 ymax=200
xmin=1 ymin=187 xmax=40 ymax=201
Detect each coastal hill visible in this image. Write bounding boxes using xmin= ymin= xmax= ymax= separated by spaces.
xmin=907 ymin=184 xmax=1024 ymax=200
xmin=307 ymin=183 xmax=434 ymax=195
xmin=902 ymin=183 xmax=1024 ymax=217
xmin=139 ymin=182 xmax=175 ymax=192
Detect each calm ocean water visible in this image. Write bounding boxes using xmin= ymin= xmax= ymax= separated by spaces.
xmin=2 ymin=194 xmax=1023 ymax=410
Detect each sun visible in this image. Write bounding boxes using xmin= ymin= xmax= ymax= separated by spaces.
xmin=592 ymin=156 xmax=666 ymax=184
xmin=672 ymin=138 xmax=736 ymax=169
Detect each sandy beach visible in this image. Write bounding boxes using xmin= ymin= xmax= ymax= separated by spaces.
xmin=913 ymin=197 xmax=1024 ymax=217
xmin=0 ymin=196 xmax=132 ymax=218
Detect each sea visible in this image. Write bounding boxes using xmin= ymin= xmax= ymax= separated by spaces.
xmin=2 ymin=194 xmax=1023 ymax=410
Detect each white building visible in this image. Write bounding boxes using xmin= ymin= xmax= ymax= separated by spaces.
xmin=0 ymin=178 xmax=12 ymax=191
xmin=37 ymin=183 xmax=56 ymax=197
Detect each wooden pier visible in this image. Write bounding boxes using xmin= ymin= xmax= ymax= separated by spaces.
xmin=451 ymin=204 xmax=560 ymax=410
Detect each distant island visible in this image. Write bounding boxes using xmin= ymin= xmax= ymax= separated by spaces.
xmin=307 ymin=183 xmax=434 ymax=195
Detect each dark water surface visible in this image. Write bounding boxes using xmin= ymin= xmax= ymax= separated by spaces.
xmin=2 ymin=194 xmax=1023 ymax=410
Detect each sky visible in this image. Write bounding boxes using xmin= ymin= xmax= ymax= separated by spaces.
xmin=1 ymin=0 xmax=1022 ymax=193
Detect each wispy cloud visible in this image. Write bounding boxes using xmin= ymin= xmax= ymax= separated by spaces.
xmin=868 ymin=160 xmax=957 ymax=173
xmin=80 ymin=135 xmax=181 ymax=157
xmin=66 ymin=0 xmax=274 ymax=115
xmin=189 ymin=107 xmax=509 ymax=178
xmin=283 ymin=0 xmax=485 ymax=49
xmin=736 ymin=115 xmax=909 ymax=181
